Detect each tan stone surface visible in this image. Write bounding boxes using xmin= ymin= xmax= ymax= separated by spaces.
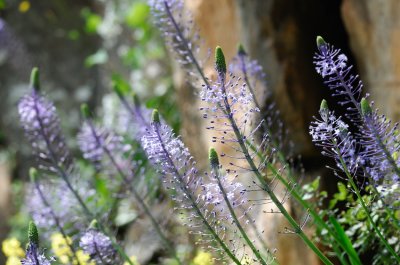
xmin=342 ymin=0 xmax=400 ymax=121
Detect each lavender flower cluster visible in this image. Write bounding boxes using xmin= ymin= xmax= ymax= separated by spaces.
xmin=13 ymin=0 xmax=400 ymax=265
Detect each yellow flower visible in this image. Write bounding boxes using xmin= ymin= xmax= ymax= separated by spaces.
xmin=6 ymin=256 xmax=22 ymax=265
xmin=18 ymin=1 xmax=30 ymax=12
xmin=193 ymin=251 xmax=214 ymax=265
xmin=2 ymin=237 xmax=25 ymax=258
xmin=51 ymin=233 xmax=73 ymax=263
xmin=123 ymin=255 xmax=140 ymax=265
xmin=74 ymin=250 xmax=95 ymax=265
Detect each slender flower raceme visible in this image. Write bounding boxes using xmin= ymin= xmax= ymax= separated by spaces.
xmin=79 ymin=104 xmax=183 ymax=264
xmin=148 ymin=0 xmax=209 ymax=87
xmin=313 ymin=36 xmax=363 ymax=121
xmin=19 ymin=68 xmax=91 ymax=233
xmin=142 ymin=109 xmax=247 ymax=264
xmin=200 ymin=47 xmax=333 ymax=265
xmin=18 ymin=68 xmax=136 ymax=265
xmin=21 ymin=222 xmax=55 ymax=265
xmin=309 ymin=100 xmax=359 ymax=175
xmin=359 ymin=98 xmax=400 ymax=183
xmin=80 ymin=221 xmax=116 ymax=265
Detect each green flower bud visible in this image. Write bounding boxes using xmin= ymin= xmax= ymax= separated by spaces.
xmin=28 ymin=221 xmax=39 ymax=246
xmin=80 ymin=103 xmax=91 ymax=119
xmin=320 ymin=99 xmax=329 ymax=112
xmin=316 ymin=36 xmax=326 ymax=49
xmin=151 ymin=109 xmax=160 ymax=124
xmin=360 ymin=98 xmax=372 ymax=116
xmin=237 ymin=43 xmax=246 ymax=56
xmin=30 ymin=67 xmax=40 ymax=91
xmin=215 ymin=46 xmax=227 ymax=74
xmin=209 ymin=148 xmax=219 ymax=168
xmin=89 ymin=219 xmax=99 ymax=230
xmin=29 ymin=167 xmax=38 ymax=183
xmin=112 ymin=82 xmax=125 ymax=98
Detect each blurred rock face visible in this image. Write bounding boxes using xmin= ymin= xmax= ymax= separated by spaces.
xmin=342 ymin=0 xmax=400 ymax=122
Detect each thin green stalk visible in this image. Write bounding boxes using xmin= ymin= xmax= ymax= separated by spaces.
xmin=335 ymin=145 xmax=400 ymax=262
xmin=217 ymin=76 xmax=333 ymax=265
xmin=247 ymin=140 xmax=362 ymax=264
xmin=152 ymin=122 xmax=242 ymax=265
xmin=211 ymin=165 xmax=271 ymax=265
xmin=86 ymin=119 xmax=183 ymax=265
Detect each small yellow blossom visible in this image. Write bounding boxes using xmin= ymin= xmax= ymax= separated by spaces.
xmin=18 ymin=1 xmax=30 ymax=12
xmin=193 ymin=251 xmax=214 ymax=265
xmin=6 ymin=256 xmax=22 ymax=265
xmin=51 ymin=233 xmax=74 ymax=264
xmin=123 ymin=255 xmax=140 ymax=265
xmin=74 ymin=250 xmax=95 ymax=265
xmin=2 ymin=237 xmax=25 ymax=258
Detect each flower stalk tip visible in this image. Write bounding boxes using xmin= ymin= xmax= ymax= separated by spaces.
xmin=89 ymin=219 xmax=99 ymax=230
xmin=320 ymin=99 xmax=329 ymax=112
xmin=28 ymin=221 xmax=39 ymax=246
xmin=316 ymin=36 xmax=326 ymax=48
xmin=29 ymin=167 xmax=38 ymax=183
xmin=112 ymin=81 xmax=125 ymax=98
xmin=30 ymin=67 xmax=40 ymax=91
xmin=80 ymin=103 xmax=91 ymax=119
xmin=151 ymin=109 xmax=160 ymax=124
xmin=237 ymin=43 xmax=246 ymax=56
xmin=209 ymin=147 xmax=219 ymax=168
xmin=215 ymin=46 xmax=227 ymax=75
xmin=360 ymin=98 xmax=372 ymax=116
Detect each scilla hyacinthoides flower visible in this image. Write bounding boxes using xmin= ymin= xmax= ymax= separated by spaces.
xmin=313 ymin=36 xmax=363 ymax=121
xmin=142 ymin=110 xmax=252 ymax=264
xmin=312 ymin=38 xmax=400 ymax=261
xmin=359 ymin=98 xmax=400 ymax=183
xmin=309 ymin=100 xmax=359 ymax=175
xmin=18 ymin=68 xmax=92 ymax=220
xmin=148 ymin=0 xmax=209 ymax=88
xmin=21 ymin=222 xmax=55 ymax=265
xmin=79 ymin=221 xmax=116 ymax=264
xmin=199 ymin=46 xmax=333 ymax=265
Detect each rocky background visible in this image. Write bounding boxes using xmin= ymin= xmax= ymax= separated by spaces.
xmin=0 ymin=0 xmax=399 ymax=264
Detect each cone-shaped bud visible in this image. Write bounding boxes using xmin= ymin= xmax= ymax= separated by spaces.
xmin=360 ymin=98 xmax=372 ymax=116
xmin=80 ymin=103 xmax=91 ymax=119
xmin=132 ymin=92 xmax=140 ymax=107
xmin=112 ymin=82 xmax=125 ymax=98
xmin=30 ymin=67 xmax=40 ymax=91
xmin=320 ymin=99 xmax=329 ymax=112
xmin=215 ymin=46 xmax=227 ymax=74
xmin=237 ymin=43 xmax=247 ymax=56
xmin=151 ymin=109 xmax=160 ymax=124
xmin=29 ymin=167 xmax=38 ymax=183
xmin=316 ymin=36 xmax=328 ymax=54
xmin=316 ymin=36 xmax=326 ymax=47
xmin=89 ymin=219 xmax=99 ymax=230
xmin=28 ymin=221 xmax=39 ymax=246
xmin=209 ymin=148 xmax=220 ymax=168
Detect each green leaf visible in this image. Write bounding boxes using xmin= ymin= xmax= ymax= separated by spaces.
xmin=329 ymin=216 xmax=362 ymax=265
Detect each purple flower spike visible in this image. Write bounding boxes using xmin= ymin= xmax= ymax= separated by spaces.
xmin=80 ymin=228 xmax=116 ymax=264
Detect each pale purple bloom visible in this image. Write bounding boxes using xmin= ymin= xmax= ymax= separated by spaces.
xmin=18 ymin=90 xmax=73 ymax=176
xmin=310 ymin=108 xmax=359 ymax=174
xmin=26 ymin=180 xmax=91 ymax=234
xmin=21 ymin=243 xmax=54 ymax=265
xmin=313 ymin=39 xmax=363 ymax=119
xmin=141 ymin=117 xmax=250 ymax=261
xmin=360 ymin=110 xmax=400 ymax=183
xmin=148 ymin=0 xmax=207 ymax=87
xmin=80 ymin=229 xmax=116 ymax=264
